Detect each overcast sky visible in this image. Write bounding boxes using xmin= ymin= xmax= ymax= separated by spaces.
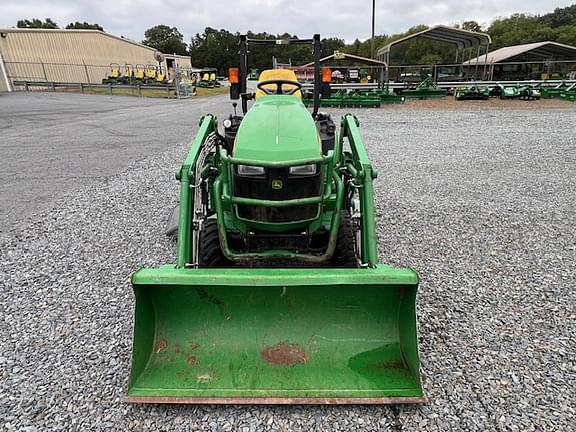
xmin=1 ymin=0 xmax=574 ymax=43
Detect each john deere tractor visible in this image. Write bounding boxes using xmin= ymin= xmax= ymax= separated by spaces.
xmin=127 ymin=35 xmax=424 ymax=404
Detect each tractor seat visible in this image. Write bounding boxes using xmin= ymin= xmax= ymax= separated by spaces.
xmin=256 ymin=69 xmax=302 ymax=99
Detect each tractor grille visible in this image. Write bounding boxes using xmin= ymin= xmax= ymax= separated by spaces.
xmin=238 ymin=204 xmax=319 ymax=223
xmin=234 ymin=167 xmax=321 ymax=223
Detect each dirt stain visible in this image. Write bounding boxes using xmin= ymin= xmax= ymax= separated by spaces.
xmin=155 ymin=339 xmax=168 ymax=354
xmin=372 ymin=360 xmax=405 ymax=369
xmin=195 ymin=288 xmax=229 ymax=320
xmin=261 ymin=342 xmax=308 ymax=366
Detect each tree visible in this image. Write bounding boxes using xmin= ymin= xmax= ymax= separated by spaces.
xmin=419 ymin=53 xmax=443 ymax=65
xmin=140 ymin=3 xmax=576 ymax=74
xmin=16 ymin=18 xmax=58 ymax=29
xmin=321 ymin=37 xmax=346 ymax=57
xmin=461 ymin=21 xmax=483 ymax=32
xmin=189 ymin=29 xmax=315 ymax=74
xmin=539 ymin=5 xmax=576 ymax=27
xmin=488 ymin=14 xmax=551 ymax=49
xmin=65 ymin=22 xmax=104 ymax=31
xmin=142 ymin=25 xmax=188 ymax=55
xmin=190 ymin=28 xmax=240 ymax=72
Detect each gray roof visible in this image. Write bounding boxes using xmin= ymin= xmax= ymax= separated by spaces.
xmin=463 ymin=41 xmax=576 ymax=65
xmin=377 ymin=25 xmax=491 ymax=58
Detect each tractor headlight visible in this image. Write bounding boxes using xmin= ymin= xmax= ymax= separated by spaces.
xmin=289 ymin=164 xmax=317 ymax=176
xmin=237 ymin=165 xmax=265 ymax=177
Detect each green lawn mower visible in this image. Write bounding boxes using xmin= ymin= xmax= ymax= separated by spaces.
xmin=497 ymin=84 xmax=540 ymax=100
xmin=127 ymin=35 xmax=424 ymax=404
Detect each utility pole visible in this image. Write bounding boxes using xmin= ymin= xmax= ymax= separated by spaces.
xmin=371 ymin=0 xmax=376 ymax=58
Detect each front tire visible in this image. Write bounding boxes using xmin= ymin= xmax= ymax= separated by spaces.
xmin=330 ymin=213 xmax=359 ymax=268
xmin=198 ymin=219 xmax=233 ymax=268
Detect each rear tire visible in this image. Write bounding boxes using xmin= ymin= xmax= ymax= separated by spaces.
xmin=330 ymin=213 xmax=358 ymax=268
xmin=198 ymin=219 xmax=234 ymax=268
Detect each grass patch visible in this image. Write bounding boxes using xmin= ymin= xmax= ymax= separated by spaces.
xmin=194 ymin=86 xmax=229 ymax=97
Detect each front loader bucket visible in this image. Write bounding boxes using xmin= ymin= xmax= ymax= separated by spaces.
xmin=127 ymin=266 xmax=424 ymax=404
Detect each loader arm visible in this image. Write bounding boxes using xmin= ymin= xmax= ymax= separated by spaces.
xmin=176 ymin=114 xmax=218 ymax=267
xmin=337 ymin=114 xmax=379 ymax=266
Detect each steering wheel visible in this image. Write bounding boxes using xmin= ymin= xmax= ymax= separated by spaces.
xmin=257 ymin=79 xmax=302 ymax=95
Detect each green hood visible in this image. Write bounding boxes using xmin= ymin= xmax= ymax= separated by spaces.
xmin=233 ymin=95 xmax=321 ymax=163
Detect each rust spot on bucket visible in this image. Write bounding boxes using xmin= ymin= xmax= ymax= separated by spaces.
xmin=155 ymin=339 xmax=168 ymax=354
xmin=261 ymin=342 xmax=308 ymax=366
xmin=187 ymin=356 xmax=198 ymax=365
xmin=173 ymin=344 xmax=182 ymax=353
xmin=189 ymin=342 xmax=199 ymax=351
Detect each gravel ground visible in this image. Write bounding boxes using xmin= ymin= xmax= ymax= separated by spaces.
xmin=1 ymin=94 xmax=575 ymax=431
xmin=0 ymin=92 xmax=231 ymax=241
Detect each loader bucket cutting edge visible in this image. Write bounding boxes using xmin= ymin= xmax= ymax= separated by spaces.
xmin=127 ymin=266 xmax=424 ymax=404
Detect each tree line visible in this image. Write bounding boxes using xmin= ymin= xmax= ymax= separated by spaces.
xmin=14 ymin=4 xmax=576 ymax=72
xmin=191 ymin=5 xmax=576 ymax=72
xmin=16 ymin=18 xmax=103 ymax=31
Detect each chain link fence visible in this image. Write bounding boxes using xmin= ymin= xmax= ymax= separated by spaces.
xmin=5 ymin=59 xmax=575 ymax=95
xmin=4 ymin=60 xmax=210 ymax=98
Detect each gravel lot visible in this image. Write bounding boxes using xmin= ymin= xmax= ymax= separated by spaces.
xmin=0 ymin=92 xmax=231 ymax=241
xmin=1 ymin=93 xmax=575 ymax=431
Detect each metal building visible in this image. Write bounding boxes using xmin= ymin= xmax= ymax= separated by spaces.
xmin=462 ymin=41 xmax=576 ymax=80
xmin=377 ymin=25 xmax=492 ymax=82
xmin=0 ymin=28 xmax=191 ymax=91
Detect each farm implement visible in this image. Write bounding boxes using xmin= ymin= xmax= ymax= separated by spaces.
xmin=454 ymin=85 xmax=490 ymax=101
xmin=400 ymin=73 xmax=446 ymax=99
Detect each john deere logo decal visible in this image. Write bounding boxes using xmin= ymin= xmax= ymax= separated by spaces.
xmin=271 ymin=179 xmax=283 ymax=190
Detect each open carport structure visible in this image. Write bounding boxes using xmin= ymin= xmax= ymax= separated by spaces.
xmin=377 ymin=25 xmax=492 ymax=82
xmin=301 ymin=51 xmax=388 ymax=84
xmin=462 ymin=41 xmax=576 ymax=80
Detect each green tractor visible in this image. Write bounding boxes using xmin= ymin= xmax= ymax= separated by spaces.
xmin=127 ymin=35 xmax=424 ymax=404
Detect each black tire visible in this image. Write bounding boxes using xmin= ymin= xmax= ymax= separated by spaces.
xmin=330 ymin=213 xmax=358 ymax=268
xmin=198 ymin=219 xmax=233 ymax=268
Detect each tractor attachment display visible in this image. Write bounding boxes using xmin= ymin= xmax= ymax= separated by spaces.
xmin=303 ymin=88 xmax=404 ymax=108
xmin=540 ymin=81 xmax=570 ymax=99
xmin=127 ymin=35 xmax=424 ymax=404
xmin=400 ymin=73 xmax=446 ymax=99
xmin=559 ymin=83 xmax=576 ymax=101
xmin=454 ymin=85 xmax=490 ymax=101
xmin=498 ymin=84 xmax=540 ymax=100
